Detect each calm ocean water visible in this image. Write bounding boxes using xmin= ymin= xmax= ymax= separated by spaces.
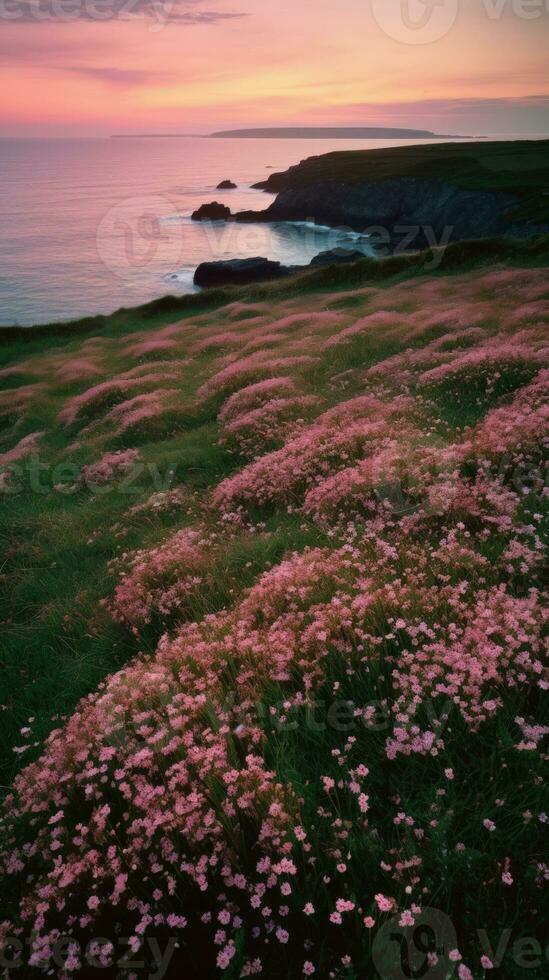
xmin=0 ymin=134 xmax=538 ymax=326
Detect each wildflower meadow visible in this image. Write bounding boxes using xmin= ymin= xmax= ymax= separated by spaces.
xmin=0 ymin=247 xmax=547 ymax=978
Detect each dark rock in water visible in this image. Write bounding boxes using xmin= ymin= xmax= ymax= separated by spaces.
xmin=194 ymin=248 xmax=372 ymax=288
xmin=309 ymin=248 xmax=366 ymax=268
xmin=194 ymin=257 xmax=296 ymax=288
xmin=191 ymin=202 xmax=232 ymax=221
xmin=217 ymin=179 xmax=237 ymax=189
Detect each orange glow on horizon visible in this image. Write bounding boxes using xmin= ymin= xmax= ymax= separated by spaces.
xmin=1 ymin=1 xmax=548 ymax=136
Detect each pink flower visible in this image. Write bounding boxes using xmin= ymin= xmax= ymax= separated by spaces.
xmin=216 ymin=945 xmax=236 ymax=969
xmin=303 ymin=963 xmax=315 ymax=976
xmin=399 ymin=911 xmax=415 ymax=927
xmin=458 ymin=966 xmax=473 ymax=980
xmin=335 ymin=899 xmax=355 ymax=914
xmin=358 ymin=793 xmax=370 ymax=813
xmin=481 ymin=955 xmax=494 ymax=969
xmin=166 ymin=914 xmax=187 ymax=929
xmin=375 ymin=894 xmax=396 ymax=913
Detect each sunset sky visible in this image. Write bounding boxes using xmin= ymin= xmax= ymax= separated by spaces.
xmin=2 ymin=0 xmax=548 ymax=136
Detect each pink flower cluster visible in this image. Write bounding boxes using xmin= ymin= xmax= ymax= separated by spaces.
xmin=0 ymin=430 xmax=43 ymax=465
xmin=55 ymin=357 xmax=101 ymax=381
xmin=58 ymin=366 xmax=181 ymax=427
xmin=220 ymin=394 xmax=320 ymax=456
xmin=80 ymin=448 xmax=141 ymax=487
xmin=474 ymin=368 xmax=549 ymax=461
xmin=419 ymin=338 xmax=542 ymax=389
xmin=214 ymin=395 xmax=417 ymax=512
xmin=4 ymin=512 xmax=546 ymax=968
xmin=218 ymin=377 xmax=298 ymax=425
xmin=106 ymin=527 xmax=213 ymax=627
xmin=95 ymin=389 xmax=178 ymax=436
xmin=197 ymin=354 xmax=318 ymax=403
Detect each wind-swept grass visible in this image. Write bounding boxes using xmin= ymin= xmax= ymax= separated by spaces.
xmin=0 ymin=241 xmax=547 ymax=979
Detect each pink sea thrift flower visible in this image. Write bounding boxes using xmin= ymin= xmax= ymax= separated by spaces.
xmin=375 ymin=894 xmax=396 ymax=913
xmin=458 ymin=966 xmax=473 ymax=980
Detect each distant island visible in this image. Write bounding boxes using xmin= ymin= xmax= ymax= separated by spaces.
xmin=112 ymin=127 xmax=460 ymax=140
xmin=209 ymin=126 xmax=456 ymax=139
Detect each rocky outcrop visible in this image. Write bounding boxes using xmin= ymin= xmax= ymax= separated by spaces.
xmin=191 ymin=142 xmax=549 ymax=245
xmin=193 ymin=250 xmax=368 ymax=288
xmin=193 ymin=257 xmax=297 ymax=288
xmin=217 ymin=180 xmax=237 ymax=189
xmin=235 ymin=178 xmax=528 ymax=241
xmin=191 ymin=202 xmax=232 ymax=221
xmin=309 ymin=248 xmax=366 ymax=267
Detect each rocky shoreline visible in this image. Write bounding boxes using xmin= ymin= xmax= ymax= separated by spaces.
xmin=234 ymin=178 xmax=528 ymax=238
xmin=191 ymin=140 xmax=549 ymax=286
xmin=193 ymin=250 xmax=366 ymax=287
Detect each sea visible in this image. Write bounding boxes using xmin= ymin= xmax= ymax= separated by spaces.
xmin=0 ymin=134 xmax=543 ymax=326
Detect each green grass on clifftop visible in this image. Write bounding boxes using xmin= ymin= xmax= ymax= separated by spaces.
xmin=257 ymin=138 xmax=549 ymax=223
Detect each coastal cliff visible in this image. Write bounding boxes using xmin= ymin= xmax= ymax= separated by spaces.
xmin=233 ymin=139 xmax=549 ymax=244
xmin=236 ymin=177 xmax=529 ymax=240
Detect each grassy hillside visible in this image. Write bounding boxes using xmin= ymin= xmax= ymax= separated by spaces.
xmin=255 ymin=139 xmax=549 ymax=223
xmin=0 ymin=240 xmax=547 ymax=977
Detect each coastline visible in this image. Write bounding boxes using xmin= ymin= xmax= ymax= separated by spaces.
xmin=2 ymin=232 xmax=548 ymax=339
xmin=189 ymin=138 xmax=549 ymax=287
xmin=2 ymin=136 xmax=548 ymax=327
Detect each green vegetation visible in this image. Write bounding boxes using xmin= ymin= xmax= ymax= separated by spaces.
xmin=258 ymin=138 xmax=549 ymax=223
xmin=0 ymin=238 xmax=547 ymax=977
xmin=1 ymin=235 xmax=548 ymax=788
